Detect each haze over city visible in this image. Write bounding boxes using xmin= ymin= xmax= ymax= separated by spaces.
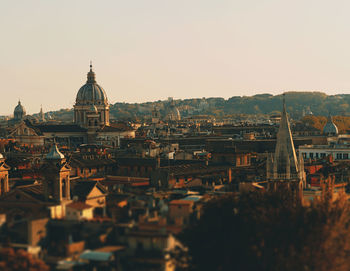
xmin=2 ymin=0 xmax=350 ymax=115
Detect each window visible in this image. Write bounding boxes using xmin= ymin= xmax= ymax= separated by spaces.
xmin=309 ymin=153 xmax=314 ymax=158
xmin=336 ymin=153 xmax=342 ymax=159
xmin=0 ymin=179 xmax=4 ymax=193
xmin=344 ymin=154 xmax=349 ymax=159
xmin=14 ymin=214 xmax=22 ymax=221
xmin=315 ymin=153 xmax=319 ymax=158
xmin=62 ymin=179 xmax=67 ymax=198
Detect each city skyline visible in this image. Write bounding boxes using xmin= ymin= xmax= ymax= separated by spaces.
xmin=2 ymin=0 xmax=350 ymax=115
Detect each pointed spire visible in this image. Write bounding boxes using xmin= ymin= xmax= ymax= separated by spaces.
xmin=272 ymin=95 xmax=299 ymax=179
xmin=90 ymin=60 xmax=93 ymax=71
xmin=39 ymin=105 xmax=45 ymax=121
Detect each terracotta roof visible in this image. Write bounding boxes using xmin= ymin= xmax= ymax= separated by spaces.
xmin=66 ymin=201 xmax=93 ymax=210
xmin=98 ymin=124 xmax=134 ymax=132
xmin=70 ymin=156 xmax=115 ymax=167
xmin=71 ymin=180 xmax=106 ymax=200
xmin=169 ymin=200 xmax=194 ymax=205
xmin=35 ymin=124 xmax=87 ymax=133
xmin=162 ymin=163 xmax=229 ymax=177
xmin=19 ymin=184 xmax=47 ymax=202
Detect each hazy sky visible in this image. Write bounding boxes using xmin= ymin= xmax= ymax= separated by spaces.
xmin=1 ymin=0 xmax=350 ymax=115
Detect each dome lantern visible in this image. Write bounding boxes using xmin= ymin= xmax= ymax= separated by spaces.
xmin=87 ymin=62 xmax=96 ymax=83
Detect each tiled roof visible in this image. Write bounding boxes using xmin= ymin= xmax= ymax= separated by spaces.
xmin=71 ymin=180 xmax=106 ymax=200
xmin=162 ymin=163 xmax=229 ymax=177
xmin=19 ymin=184 xmax=47 ymax=202
xmin=70 ymin=157 xmax=115 ymax=168
xmin=35 ymin=124 xmax=87 ymax=133
xmin=66 ymin=201 xmax=93 ymax=210
xmin=98 ymin=124 xmax=134 ymax=132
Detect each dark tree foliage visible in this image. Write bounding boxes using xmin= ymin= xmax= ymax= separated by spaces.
xmin=173 ymin=190 xmax=350 ymax=271
xmin=46 ymin=92 xmax=350 ymax=121
xmin=0 ymin=247 xmax=49 ymax=271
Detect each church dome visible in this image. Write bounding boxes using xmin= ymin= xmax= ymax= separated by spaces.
xmin=76 ymin=64 xmax=108 ymax=105
xmin=323 ymin=114 xmax=338 ymax=136
xmin=14 ymin=101 xmax=26 ymax=120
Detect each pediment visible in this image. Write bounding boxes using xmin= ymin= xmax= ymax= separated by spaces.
xmin=9 ymin=122 xmax=39 ymax=137
xmin=0 ymin=188 xmax=43 ymax=204
xmin=87 ymin=185 xmax=106 ymax=199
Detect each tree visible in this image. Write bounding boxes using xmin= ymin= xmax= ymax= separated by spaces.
xmin=172 ymin=190 xmax=350 ymax=271
xmin=0 ymin=247 xmax=49 ymax=271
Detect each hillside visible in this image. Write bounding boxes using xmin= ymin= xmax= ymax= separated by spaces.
xmin=44 ymin=92 xmax=350 ymax=121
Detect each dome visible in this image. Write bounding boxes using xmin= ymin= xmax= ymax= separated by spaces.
xmin=75 ymin=64 xmax=108 ymax=105
xmin=14 ymin=101 xmax=26 ymax=120
xmin=46 ymin=144 xmax=65 ymax=160
xmin=323 ymin=114 xmax=338 ymax=135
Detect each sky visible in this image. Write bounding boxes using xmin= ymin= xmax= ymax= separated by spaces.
xmin=1 ymin=0 xmax=350 ymax=115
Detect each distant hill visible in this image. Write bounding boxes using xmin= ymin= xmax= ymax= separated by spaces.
xmin=42 ymin=92 xmax=350 ymax=121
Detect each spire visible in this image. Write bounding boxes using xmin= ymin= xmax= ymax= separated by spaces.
xmin=272 ymin=95 xmax=299 ymax=179
xmin=39 ymin=105 xmax=45 ymax=121
xmin=87 ymin=61 xmax=96 ymax=83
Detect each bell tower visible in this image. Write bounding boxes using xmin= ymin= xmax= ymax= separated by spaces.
xmin=41 ymin=145 xmax=71 ymax=202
